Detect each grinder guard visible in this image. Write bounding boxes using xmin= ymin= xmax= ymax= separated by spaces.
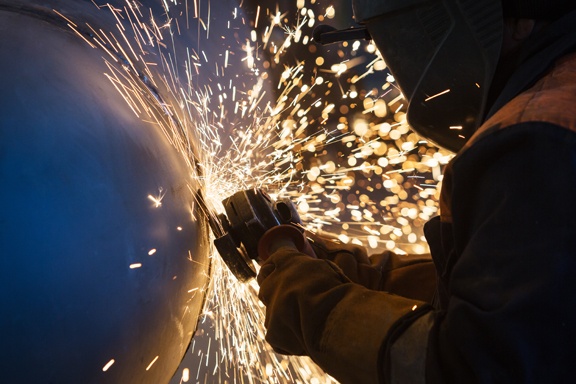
xmin=211 ymin=190 xmax=302 ymax=282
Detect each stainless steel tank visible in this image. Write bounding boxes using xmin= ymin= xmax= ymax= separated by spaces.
xmin=0 ymin=1 xmax=220 ymax=382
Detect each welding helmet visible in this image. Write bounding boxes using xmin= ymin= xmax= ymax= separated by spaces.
xmin=352 ymin=0 xmax=504 ymax=152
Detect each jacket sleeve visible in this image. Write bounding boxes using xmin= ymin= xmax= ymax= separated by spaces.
xmin=405 ymin=123 xmax=576 ymax=383
xmin=307 ymin=232 xmax=437 ymax=302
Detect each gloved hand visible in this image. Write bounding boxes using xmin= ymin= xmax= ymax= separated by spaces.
xmin=256 ymin=224 xmax=384 ymax=290
xmin=257 ymin=245 xmax=428 ymax=383
xmin=306 ymin=232 xmax=438 ymax=302
xmin=306 ymin=232 xmax=387 ymax=290
xmin=257 ymin=247 xmax=352 ymax=356
xmin=256 ymin=225 xmax=436 ymax=301
xmin=257 ymin=225 xmax=316 ymax=260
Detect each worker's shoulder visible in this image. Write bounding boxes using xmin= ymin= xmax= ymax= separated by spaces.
xmin=469 ymin=52 xmax=576 ymax=150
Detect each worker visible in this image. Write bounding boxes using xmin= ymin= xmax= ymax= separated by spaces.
xmin=256 ymin=0 xmax=576 ymax=382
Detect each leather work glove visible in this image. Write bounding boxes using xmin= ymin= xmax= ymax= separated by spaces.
xmin=256 ymin=224 xmax=385 ymax=290
xmin=256 ymin=244 xmax=428 ymax=383
xmin=306 ymin=232 xmax=386 ymax=291
xmin=308 ymin=232 xmax=437 ymax=302
xmin=257 ymin=226 xmax=437 ymax=302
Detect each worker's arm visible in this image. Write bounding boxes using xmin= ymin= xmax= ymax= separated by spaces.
xmin=256 ymin=219 xmax=437 ymax=383
xmin=306 ymin=232 xmax=437 ymax=302
xmin=257 ymin=248 xmax=432 ymax=383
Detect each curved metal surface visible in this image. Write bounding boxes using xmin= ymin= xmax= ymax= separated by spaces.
xmin=0 ymin=3 xmax=211 ymax=383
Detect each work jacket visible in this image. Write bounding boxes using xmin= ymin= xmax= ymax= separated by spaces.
xmin=384 ymin=12 xmax=576 ymax=384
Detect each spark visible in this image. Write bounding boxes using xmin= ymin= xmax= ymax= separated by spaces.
xmin=425 ymin=89 xmax=451 ymax=102
xmin=102 ymin=359 xmax=115 ymax=372
xmin=146 ymin=355 xmax=159 ymax=371
xmin=148 ymin=190 xmax=165 ymax=208
xmin=255 ymin=5 xmax=261 ymax=29
xmin=65 ymin=23 xmax=97 ymax=48
xmin=52 ymin=9 xmax=77 ymax=27
xmin=129 ymin=263 xmax=142 ymax=269
xmin=182 ymin=367 xmax=190 ymax=382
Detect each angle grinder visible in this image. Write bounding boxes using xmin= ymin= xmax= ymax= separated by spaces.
xmin=206 ymin=189 xmax=303 ymax=282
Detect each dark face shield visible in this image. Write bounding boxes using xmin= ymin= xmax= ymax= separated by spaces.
xmin=353 ymin=0 xmax=503 ymax=152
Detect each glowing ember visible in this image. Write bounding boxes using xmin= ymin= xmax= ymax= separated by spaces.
xmin=102 ymin=359 xmax=115 ymax=372
xmin=146 ymin=355 xmax=159 ymax=371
